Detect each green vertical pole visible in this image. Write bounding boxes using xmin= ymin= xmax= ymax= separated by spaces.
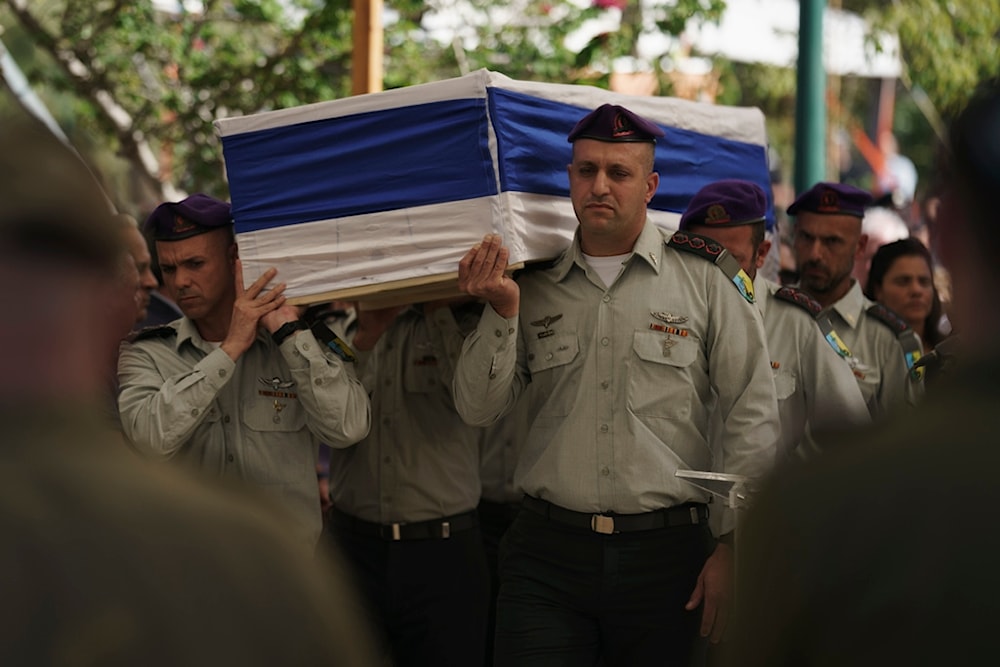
xmin=794 ymin=0 xmax=826 ymax=194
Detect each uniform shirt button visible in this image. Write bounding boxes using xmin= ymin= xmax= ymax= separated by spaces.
xmin=224 ymin=415 xmax=231 ymax=423
xmin=600 ymin=423 xmax=609 ymax=433
xmin=495 ymin=329 xmax=503 ymax=338
xmin=302 ymin=343 xmax=311 ymax=351
xmin=272 ymin=415 xmax=281 ymax=423
xmin=601 ymin=380 xmax=610 ymax=390
xmin=190 ymin=408 xmax=199 ymax=417
xmin=527 ymin=353 xmax=535 ymax=361
xmin=314 ymin=378 xmax=324 ymax=386
xmin=602 ymin=295 xmax=611 ymax=303
xmin=508 ymin=327 xmax=515 ymax=334
xmin=601 ymin=467 xmax=610 ymax=476
xmin=226 ymin=454 xmax=234 ymax=463
xmin=545 ymin=352 xmax=553 ymax=361
xmin=601 ymin=337 xmax=610 ymax=346
xmin=218 ymin=369 xmax=227 ymax=377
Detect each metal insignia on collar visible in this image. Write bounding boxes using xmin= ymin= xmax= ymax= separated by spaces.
xmin=530 ymin=313 xmax=562 ymax=339
xmin=651 ymin=311 xmax=688 ymax=324
xmin=259 ymin=376 xmax=295 ymax=390
xmin=648 ymin=251 xmax=657 ymax=265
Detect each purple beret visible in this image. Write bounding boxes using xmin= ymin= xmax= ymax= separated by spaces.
xmin=786 ymin=182 xmax=873 ymax=219
xmin=567 ymin=103 xmax=665 ymax=144
xmin=145 ymin=193 xmax=232 ymax=241
xmin=679 ymin=179 xmax=768 ymax=230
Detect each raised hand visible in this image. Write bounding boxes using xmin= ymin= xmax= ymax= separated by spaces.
xmin=457 ymin=234 xmax=519 ymax=318
xmin=221 ymin=259 xmax=286 ymax=361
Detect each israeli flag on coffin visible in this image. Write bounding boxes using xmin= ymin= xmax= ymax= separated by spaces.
xmin=214 ymin=69 xmax=772 ymax=305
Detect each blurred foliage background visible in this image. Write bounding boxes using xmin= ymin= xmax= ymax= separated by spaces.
xmin=1 ymin=0 xmax=996 ymax=222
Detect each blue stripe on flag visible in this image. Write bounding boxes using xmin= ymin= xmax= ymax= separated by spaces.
xmin=487 ymin=88 xmax=773 ymax=229
xmin=221 ymin=98 xmax=497 ymax=233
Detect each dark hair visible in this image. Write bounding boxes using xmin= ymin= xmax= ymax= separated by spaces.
xmin=865 ymin=237 xmax=946 ymax=348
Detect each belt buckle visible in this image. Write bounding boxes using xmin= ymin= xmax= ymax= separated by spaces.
xmin=390 ymin=523 xmax=402 ymax=541
xmin=591 ymin=514 xmax=616 ymax=535
xmin=441 ymin=521 xmax=451 ymax=539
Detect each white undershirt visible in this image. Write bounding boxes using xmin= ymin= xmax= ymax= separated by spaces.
xmin=583 ymin=252 xmax=630 ymax=288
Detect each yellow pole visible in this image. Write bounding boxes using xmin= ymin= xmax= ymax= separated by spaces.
xmin=351 ymin=0 xmax=383 ymax=95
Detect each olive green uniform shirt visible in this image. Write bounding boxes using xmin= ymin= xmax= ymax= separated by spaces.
xmin=454 ymin=223 xmax=780 ymax=531
xmin=331 ymin=305 xmax=484 ymax=523
xmin=820 ymin=280 xmax=924 ymax=420
xmin=757 ymin=276 xmax=870 ymax=459
xmin=117 ymin=317 xmax=371 ymax=545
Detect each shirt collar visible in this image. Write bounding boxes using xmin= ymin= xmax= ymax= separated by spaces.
xmin=551 ymin=220 xmax=662 ymax=282
xmin=826 ymin=280 xmax=867 ymax=330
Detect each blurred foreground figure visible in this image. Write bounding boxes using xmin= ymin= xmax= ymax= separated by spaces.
xmin=0 ymin=112 xmax=378 ymax=667
xmin=732 ymin=78 xmax=1000 ymax=666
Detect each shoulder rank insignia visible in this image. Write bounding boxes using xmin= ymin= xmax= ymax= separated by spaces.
xmin=126 ymin=324 xmax=177 ymax=344
xmin=667 ymin=231 xmax=755 ymax=304
xmin=773 ymin=286 xmax=822 ymax=317
xmin=865 ymin=303 xmax=910 ymax=335
xmin=772 ymin=287 xmax=855 ymax=363
xmin=865 ymin=304 xmax=924 ymax=380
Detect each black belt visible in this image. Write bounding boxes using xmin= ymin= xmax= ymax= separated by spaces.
xmin=477 ymin=498 xmax=522 ymax=523
xmin=521 ymin=496 xmax=708 ymax=535
xmin=330 ymin=509 xmax=479 ymax=541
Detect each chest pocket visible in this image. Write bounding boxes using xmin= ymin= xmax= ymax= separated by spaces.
xmin=525 ymin=333 xmax=579 ymax=418
xmin=772 ymin=368 xmax=798 ymax=400
xmin=241 ymin=396 xmax=307 ymax=433
xmin=629 ymin=330 xmax=699 ymax=419
xmin=403 ymin=354 xmax=442 ymax=394
xmin=526 ymin=332 xmax=579 ymax=374
xmin=852 ymin=364 xmax=882 ymax=412
xmin=240 ymin=396 xmax=310 ymax=484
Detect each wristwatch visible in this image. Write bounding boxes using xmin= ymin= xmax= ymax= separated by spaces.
xmin=272 ymin=319 xmax=308 ymax=346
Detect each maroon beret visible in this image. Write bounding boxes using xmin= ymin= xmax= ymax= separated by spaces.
xmin=145 ymin=193 xmax=232 ymax=241
xmin=786 ymin=182 xmax=873 ymax=219
xmin=679 ymin=179 xmax=768 ymax=230
xmin=567 ymin=103 xmax=665 ymax=144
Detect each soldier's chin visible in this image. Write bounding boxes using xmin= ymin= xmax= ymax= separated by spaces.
xmin=800 ymin=274 xmax=831 ymax=293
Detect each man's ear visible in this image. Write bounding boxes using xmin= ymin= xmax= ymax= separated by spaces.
xmin=855 ymin=232 xmax=869 ymax=262
xmin=756 ymin=239 xmax=772 ymax=270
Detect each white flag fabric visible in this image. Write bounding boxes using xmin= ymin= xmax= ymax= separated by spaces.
xmin=215 ymin=69 xmax=771 ymax=304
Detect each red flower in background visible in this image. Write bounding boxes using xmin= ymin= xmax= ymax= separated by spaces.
xmin=592 ymin=0 xmax=627 ymax=9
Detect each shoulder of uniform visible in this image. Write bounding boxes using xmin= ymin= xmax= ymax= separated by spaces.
xmin=666 ymin=231 xmax=755 ymax=304
xmin=665 ymin=231 xmax=727 ymax=262
xmin=773 ymin=286 xmax=823 ymax=317
xmin=126 ymin=324 xmax=177 ymax=343
xmin=865 ymin=303 xmax=912 ymax=336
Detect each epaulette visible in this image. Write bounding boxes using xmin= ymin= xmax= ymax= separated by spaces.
xmin=774 ymin=286 xmax=855 ymax=362
xmin=126 ymin=325 xmax=177 ymax=343
xmin=865 ymin=304 xmax=924 ymax=380
xmin=773 ymin=286 xmax=822 ymax=317
xmin=865 ymin=303 xmax=910 ymax=336
xmin=666 ymin=231 xmax=755 ymax=304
